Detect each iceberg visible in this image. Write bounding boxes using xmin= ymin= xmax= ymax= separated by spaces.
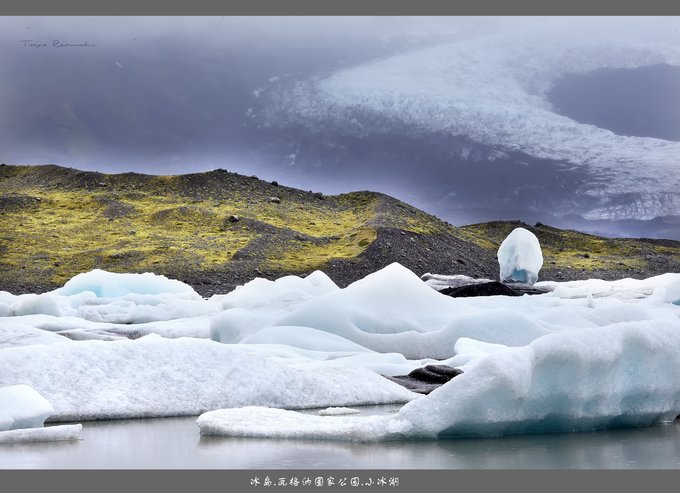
xmin=0 ymin=385 xmax=55 ymax=431
xmin=4 ymin=265 xmax=680 ymax=439
xmin=0 ymin=424 xmax=82 ymax=443
xmin=0 ymin=336 xmax=417 ymax=421
xmin=213 ymin=263 xmax=483 ymax=359
xmin=8 ymin=293 xmax=61 ymax=317
xmin=58 ymin=269 xmax=199 ymax=298
xmin=497 ymin=228 xmax=543 ymax=285
xmin=216 ymin=270 xmax=339 ymax=311
xmin=198 ymin=319 xmax=680 ymax=440
xmin=212 ymin=263 xmax=552 ymax=358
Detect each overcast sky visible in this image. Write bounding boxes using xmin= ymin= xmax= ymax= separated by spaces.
xmin=1 ymin=17 xmax=679 ymax=237
xmin=0 ymin=16 xmax=509 ymax=175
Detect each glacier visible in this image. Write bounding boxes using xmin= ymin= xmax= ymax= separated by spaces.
xmin=255 ymin=17 xmax=680 ymax=220
xmin=3 ymin=265 xmax=680 ymax=439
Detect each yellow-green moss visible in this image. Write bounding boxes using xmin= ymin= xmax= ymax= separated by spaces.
xmin=0 ymin=189 xmax=255 ymax=284
xmin=456 ymin=222 xmax=651 ymax=272
xmin=264 ymin=227 xmax=378 ymax=273
xmin=0 ymin=180 xmax=385 ymax=284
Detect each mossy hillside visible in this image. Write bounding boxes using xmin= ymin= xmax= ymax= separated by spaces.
xmin=2 ymin=165 xmax=678 ymax=295
xmin=456 ymin=221 xmax=680 ymax=275
xmin=0 ymin=165 xmax=452 ymax=289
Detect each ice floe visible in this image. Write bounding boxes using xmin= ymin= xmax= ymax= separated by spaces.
xmin=0 ymin=424 xmax=82 ymax=444
xmin=3 ymin=264 xmax=680 ymax=439
xmin=198 ymin=318 xmax=680 ymax=440
xmin=0 ymin=385 xmax=54 ymax=431
xmin=0 ymin=385 xmax=82 ymax=443
xmin=0 ymin=336 xmax=418 ymax=421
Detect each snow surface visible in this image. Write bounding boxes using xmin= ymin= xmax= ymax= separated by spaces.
xmin=257 ymin=18 xmax=680 ymax=220
xmin=0 ymin=385 xmax=54 ymax=431
xmin=497 ymin=228 xmax=543 ymax=285
xmin=0 ymin=424 xmax=82 ymax=444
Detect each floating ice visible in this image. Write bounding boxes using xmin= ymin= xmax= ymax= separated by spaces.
xmin=225 ymin=263 xmax=481 ymax=358
xmin=198 ymin=318 xmax=680 ymax=440
xmin=216 ymin=270 xmax=339 ymax=311
xmin=58 ymin=269 xmax=199 ymax=298
xmin=0 ymin=424 xmax=82 ymax=443
xmin=8 ymin=293 xmax=61 ymax=317
xmin=538 ymin=273 xmax=680 ymax=301
xmin=0 ymin=336 xmax=417 ymax=421
xmin=0 ymin=385 xmax=54 ymax=431
xmin=5 ymin=264 xmax=680 ymax=438
xmin=197 ymin=406 xmax=400 ymax=441
xmin=319 ymin=407 xmax=363 ymax=416
xmin=497 ymin=228 xmax=543 ymax=284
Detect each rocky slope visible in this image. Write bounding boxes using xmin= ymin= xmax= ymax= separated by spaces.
xmin=1 ymin=164 xmax=678 ymax=296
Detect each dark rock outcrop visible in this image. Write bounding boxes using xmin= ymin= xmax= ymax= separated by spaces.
xmin=440 ymin=281 xmax=521 ymax=297
xmin=385 ymin=364 xmax=463 ymax=395
xmin=439 ymin=280 xmax=551 ymax=297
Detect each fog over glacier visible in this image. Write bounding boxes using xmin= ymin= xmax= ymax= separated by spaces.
xmin=1 ymin=16 xmax=679 ymax=237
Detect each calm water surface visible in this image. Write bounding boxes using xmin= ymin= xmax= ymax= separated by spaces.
xmin=3 ymin=405 xmax=680 ymax=469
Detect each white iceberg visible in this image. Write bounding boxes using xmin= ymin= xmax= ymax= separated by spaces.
xmin=0 ymin=336 xmax=417 ymax=421
xmin=212 ymin=263 xmax=554 ymax=358
xmin=0 ymin=424 xmax=82 ymax=443
xmin=497 ymin=227 xmax=543 ymax=285
xmin=4 ymin=264 xmax=680 ymax=439
xmin=58 ymin=269 xmax=199 ymax=298
xmin=213 ymin=263 xmax=486 ymax=359
xmin=216 ymin=270 xmax=339 ymax=311
xmin=198 ymin=318 xmax=680 ymax=440
xmin=7 ymin=293 xmax=61 ymax=317
xmin=0 ymin=385 xmax=55 ymax=431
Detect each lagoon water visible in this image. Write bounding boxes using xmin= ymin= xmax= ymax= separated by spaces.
xmin=3 ymin=405 xmax=680 ymax=469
